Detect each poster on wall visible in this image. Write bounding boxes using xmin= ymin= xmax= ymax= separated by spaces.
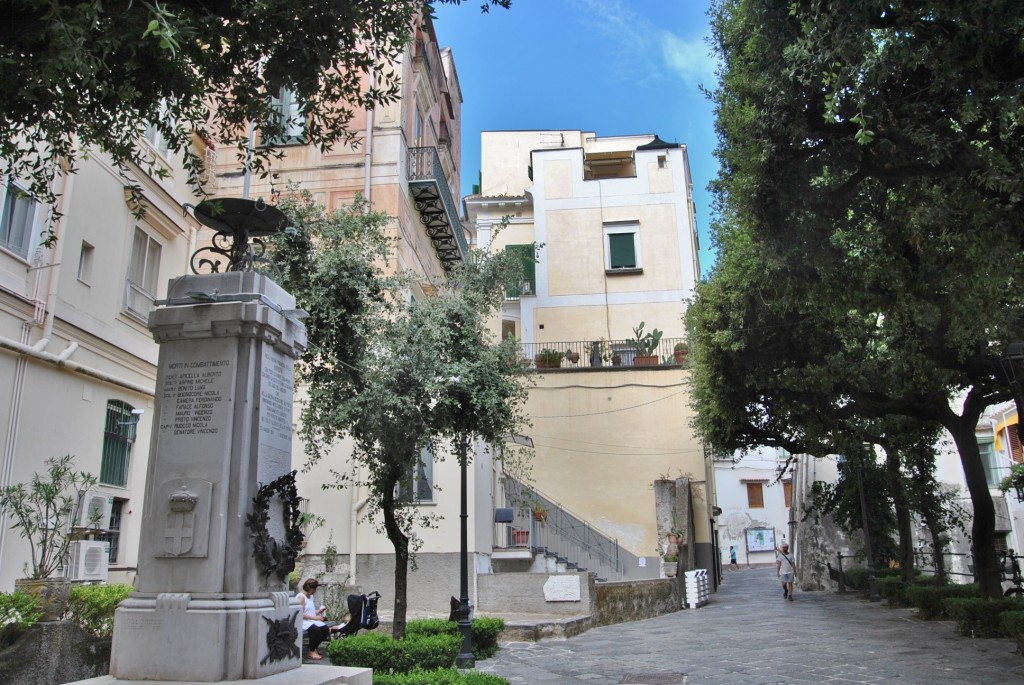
xmin=745 ymin=527 xmax=776 ymax=553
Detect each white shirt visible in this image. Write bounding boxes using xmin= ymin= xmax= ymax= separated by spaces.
xmin=298 ymin=592 xmax=326 ymax=631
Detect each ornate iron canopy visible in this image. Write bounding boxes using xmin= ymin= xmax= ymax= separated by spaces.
xmin=188 ymin=197 xmax=289 ymax=274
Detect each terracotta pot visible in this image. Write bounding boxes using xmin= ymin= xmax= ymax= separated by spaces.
xmin=674 ymin=350 xmax=688 ymax=364
xmin=15 ymin=577 xmax=71 ymax=622
xmin=634 ymin=355 xmax=659 ymax=366
xmin=512 ymin=529 xmax=530 ymax=547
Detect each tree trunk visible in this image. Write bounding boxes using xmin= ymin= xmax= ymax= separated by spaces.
xmin=381 ymin=480 xmax=410 ymax=639
xmin=928 ymin=522 xmax=947 ymax=583
xmin=945 ymin=405 xmax=1001 ymax=598
xmin=885 ymin=447 xmax=915 ymax=582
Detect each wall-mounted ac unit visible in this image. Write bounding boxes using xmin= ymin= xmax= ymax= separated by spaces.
xmin=69 ymin=540 xmax=109 ymax=581
xmin=76 ymin=490 xmax=113 ymax=529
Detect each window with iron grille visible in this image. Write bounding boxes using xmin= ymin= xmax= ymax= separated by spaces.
xmin=101 ymin=401 xmax=137 ymax=487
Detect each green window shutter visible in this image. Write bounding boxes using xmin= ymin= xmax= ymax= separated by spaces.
xmin=608 ymin=233 xmax=636 ymax=269
xmin=505 ymin=244 xmax=535 ymax=296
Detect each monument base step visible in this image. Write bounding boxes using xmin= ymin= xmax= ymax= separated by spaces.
xmin=70 ymin=664 xmax=372 ymax=685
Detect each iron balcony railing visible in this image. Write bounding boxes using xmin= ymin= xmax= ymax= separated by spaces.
xmin=407 ymin=146 xmax=468 ymax=262
xmin=520 ymin=337 xmax=690 ymax=370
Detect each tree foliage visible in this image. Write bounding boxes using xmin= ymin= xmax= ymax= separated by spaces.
xmin=0 ymin=0 xmax=510 ymax=239
xmin=693 ymin=0 xmax=1024 ymax=597
xmin=268 ymin=191 xmax=530 ymax=637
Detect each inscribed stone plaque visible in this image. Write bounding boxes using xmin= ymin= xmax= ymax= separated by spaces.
xmin=543 ymin=575 xmax=581 ymax=602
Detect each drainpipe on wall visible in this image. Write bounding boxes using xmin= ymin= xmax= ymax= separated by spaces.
xmin=364 ymin=61 xmax=375 ymax=207
xmin=349 ymin=463 xmax=369 ymax=585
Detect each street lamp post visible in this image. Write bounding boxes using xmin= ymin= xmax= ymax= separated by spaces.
xmin=455 ymin=432 xmax=474 ymax=669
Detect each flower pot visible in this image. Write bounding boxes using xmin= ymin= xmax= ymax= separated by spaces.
xmin=533 ymin=511 xmax=546 ymax=522
xmin=634 ymin=355 xmax=659 ymax=366
xmin=611 ymin=357 xmax=622 ymax=367
xmin=667 ymin=532 xmax=680 ymax=546
xmin=15 ymin=577 xmax=71 ymax=622
xmin=512 ymin=529 xmax=530 ymax=547
xmin=566 ymin=351 xmax=580 ymax=364
xmin=673 ymin=350 xmax=688 ymax=364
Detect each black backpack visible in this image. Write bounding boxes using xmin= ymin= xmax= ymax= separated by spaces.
xmin=360 ymin=591 xmax=380 ymax=630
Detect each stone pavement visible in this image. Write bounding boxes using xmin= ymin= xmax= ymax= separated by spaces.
xmin=474 ymin=567 xmax=1024 ymax=684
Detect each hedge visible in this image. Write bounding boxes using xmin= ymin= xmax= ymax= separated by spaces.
xmin=0 ymin=591 xmax=41 ymax=648
xmin=327 ymin=632 xmax=460 ymax=674
xmin=406 ymin=618 xmax=505 ymax=660
xmin=374 ymin=668 xmax=511 ymax=685
xmin=999 ymin=610 xmax=1024 ymax=656
xmin=944 ymin=598 xmax=1022 ymax=638
xmin=906 ymin=583 xmax=980 ymax=620
xmin=64 ymin=583 xmax=134 ymax=638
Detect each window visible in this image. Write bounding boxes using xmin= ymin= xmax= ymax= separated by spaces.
xmin=267 ymin=88 xmax=306 ymax=145
xmin=657 ymin=155 xmax=666 ymax=169
xmin=604 ymin=223 xmax=641 ymax=272
xmin=125 ymin=226 xmax=161 ymax=321
xmin=746 ymin=482 xmax=764 ymax=508
xmin=100 ymin=400 xmax=137 ymax=487
xmin=413 ymin=102 xmax=426 ymax=147
xmin=78 ymin=241 xmax=94 ymax=284
xmin=95 ymin=499 xmax=125 ymax=564
xmin=398 ymin=446 xmax=434 ymax=503
xmin=979 ymin=439 xmax=1002 ymax=489
xmin=144 ymin=100 xmax=173 ymax=158
xmin=0 ymin=181 xmax=39 ymax=259
xmin=504 ymin=244 xmax=535 ymax=297
xmin=783 ymin=481 xmax=793 ymax=508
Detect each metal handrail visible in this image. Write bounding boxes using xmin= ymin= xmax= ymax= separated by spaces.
xmin=501 ymin=477 xmax=639 ymax=581
xmin=521 ymin=338 xmax=689 ymax=370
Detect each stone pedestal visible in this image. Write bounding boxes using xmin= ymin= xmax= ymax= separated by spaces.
xmin=110 ymin=272 xmax=310 ymax=682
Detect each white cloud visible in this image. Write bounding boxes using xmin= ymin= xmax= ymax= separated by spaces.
xmin=660 ymin=31 xmax=718 ymax=89
xmin=569 ymin=0 xmax=719 ymax=88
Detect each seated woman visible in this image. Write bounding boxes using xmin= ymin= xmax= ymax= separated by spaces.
xmin=296 ymin=578 xmax=341 ymax=660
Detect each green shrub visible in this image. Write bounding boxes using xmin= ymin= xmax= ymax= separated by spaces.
xmin=876 ymin=577 xmax=909 ymax=608
xmin=906 ymin=583 xmax=980 ymax=620
xmin=374 ymin=668 xmax=511 ymax=685
xmin=406 ymin=617 xmax=505 ymax=660
xmin=327 ymin=632 xmax=459 ymax=674
xmin=944 ymin=598 xmax=1021 ymax=638
xmin=842 ymin=568 xmax=868 ymax=591
xmin=0 ymin=591 xmax=41 ymax=648
xmin=999 ymin=610 xmax=1024 ymax=655
xmin=65 ymin=583 xmax=133 ymax=638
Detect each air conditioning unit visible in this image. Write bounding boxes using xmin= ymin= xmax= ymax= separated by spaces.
xmin=76 ymin=490 xmax=113 ymax=530
xmin=69 ymin=540 xmax=109 ymax=581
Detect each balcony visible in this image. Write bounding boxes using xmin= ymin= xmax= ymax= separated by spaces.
xmin=408 ymin=146 xmax=467 ymax=273
xmin=520 ymin=338 xmax=689 ymax=371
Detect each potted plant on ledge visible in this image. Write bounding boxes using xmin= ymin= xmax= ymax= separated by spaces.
xmin=673 ymin=341 xmax=690 ymax=365
xmin=0 ymin=455 xmax=99 ymax=620
xmin=534 ymin=348 xmax=565 ymax=369
xmin=629 ymin=322 xmax=663 ymax=366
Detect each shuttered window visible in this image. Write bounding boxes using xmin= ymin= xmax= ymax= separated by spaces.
xmin=604 ymin=222 xmax=641 ymax=271
xmin=746 ymin=482 xmax=764 ymax=508
xmin=504 ymin=244 xmax=535 ymax=297
xmin=101 ymin=401 xmax=136 ymax=487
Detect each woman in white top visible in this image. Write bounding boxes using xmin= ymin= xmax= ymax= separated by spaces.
xmin=297 ymin=578 xmax=338 ymax=659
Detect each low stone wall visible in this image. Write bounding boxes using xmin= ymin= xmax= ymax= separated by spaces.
xmin=477 ymin=571 xmax=596 ymax=617
xmin=0 ymin=621 xmax=110 ymax=685
xmin=593 ymin=576 xmax=682 ymax=628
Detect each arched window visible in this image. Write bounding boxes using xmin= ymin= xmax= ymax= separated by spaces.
xmin=100 ymin=400 xmax=137 ymax=487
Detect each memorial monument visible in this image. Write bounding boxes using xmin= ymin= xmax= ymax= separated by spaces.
xmin=95 ymin=199 xmax=370 ymax=684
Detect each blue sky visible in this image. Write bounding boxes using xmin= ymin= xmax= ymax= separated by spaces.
xmin=434 ymin=0 xmax=720 ymax=276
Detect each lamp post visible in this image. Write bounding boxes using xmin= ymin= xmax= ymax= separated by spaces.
xmin=455 ymin=432 xmax=474 ymax=669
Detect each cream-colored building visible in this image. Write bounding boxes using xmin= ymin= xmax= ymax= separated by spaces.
xmin=467 ymin=130 xmax=718 ymax=583
xmin=0 ymin=133 xmax=207 ymax=590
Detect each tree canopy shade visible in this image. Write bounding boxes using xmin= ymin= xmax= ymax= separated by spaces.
xmin=268 ymin=192 xmax=531 ymax=637
xmin=0 ymin=0 xmax=509 ymax=239
xmin=694 ymin=0 xmax=1024 ymax=598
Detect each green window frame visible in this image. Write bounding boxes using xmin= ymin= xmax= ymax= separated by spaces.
xmin=100 ymin=401 xmax=137 ymax=487
xmin=504 ymin=244 xmax=536 ymax=297
xmin=605 ymin=223 xmax=640 ymax=271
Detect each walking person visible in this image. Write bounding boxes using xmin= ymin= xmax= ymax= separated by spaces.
xmin=777 ymin=543 xmax=797 ymax=600
xmin=729 ymin=545 xmax=738 ymax=570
